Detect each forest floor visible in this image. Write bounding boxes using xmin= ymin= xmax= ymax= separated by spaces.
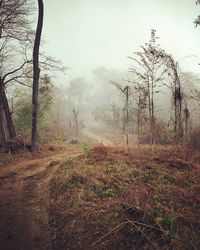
xmin=0 ymin=135 xmax=200 ymax=249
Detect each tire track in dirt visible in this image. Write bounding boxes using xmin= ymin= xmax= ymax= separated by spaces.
xmin=0 ymin=150 xmax=81 ymax=250
xmin=0 ymin=162 xmax=57 ymax=250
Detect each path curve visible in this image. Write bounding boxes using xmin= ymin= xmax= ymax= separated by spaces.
xmin=83 ymin=129 xmax=114 ymax=147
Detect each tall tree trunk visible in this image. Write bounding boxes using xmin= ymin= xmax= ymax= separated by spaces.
xmin=31 ymin=0 xmax=44 ymax=152
xmin=151 ymin=81 xmax=155 ymax=144
xmin=137 ymin=110 xmax=140 ymax=146
xmin=177 ymin=83 xmax=183 ymax=138
xmin=147 ymin=81 xmax=152 ymax=144
xmin=151 ymin=63 xmax=155 ymax=145
xmin=0 ymin=98 xmax=6 ymax=150
xmin=137 ymin=90 xmax=141 ymax=146
xmin=0 ymin=79 xmax=16 ymax=140
xmin=174 ymin=79 xmax=183 ymax=144
xmin=122 ymin=108 xmax=126 ymax=134
xmin=125 ymin=86 xmax=129 ymax=146
xmin=73 ymin=109 xmax=79 ymax=138
xmin=174 ymin=88 xmax=178 ymax=144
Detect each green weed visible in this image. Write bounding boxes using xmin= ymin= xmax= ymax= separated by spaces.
xmin=61 ymin=156 xmax=76 ymax=167
xmin=81 ymin=143 xmax=92 ymax=157
xmin=99 ymin=188 xmax=114 ymax=197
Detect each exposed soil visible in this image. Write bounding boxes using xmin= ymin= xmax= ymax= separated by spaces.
xmin=0 ymin=144 xmax=200 ymax=250
xmin=0 ymin=145 xmax=81 ymax=250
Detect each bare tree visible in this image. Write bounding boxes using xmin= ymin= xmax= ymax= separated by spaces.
xmin=158 ymin=53 xmax=184 ymax=143
xmin=129 ymin=30 xmax=166 ymax=144
xmin=0 ymin=0 xmax=33 ymax=142
xmin=110 ymin=81 xmax=130 ymax=145
xmin=133 ymin=82 xmax=148 ymax=145
xmin=0 ymin=0 xmax=63 ymax=152
xmin=31 ymin=0 xmax=44 ymax=152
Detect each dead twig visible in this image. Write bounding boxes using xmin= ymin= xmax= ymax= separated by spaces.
xmin=127 ymin=219 xmax=159 ymax=250
xmin=128 ymin=219 xmax=164 ymax=232
xmin=91 ymin=218 xmax=164 ymax=248
xmin=91 ymin=221 xmax=130 ymax=246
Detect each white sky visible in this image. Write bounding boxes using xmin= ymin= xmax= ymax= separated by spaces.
xmin=42 ymin=0 xmax=200 ymax=84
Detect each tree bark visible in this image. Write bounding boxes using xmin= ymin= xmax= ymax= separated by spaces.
xmin=0 ymin=78 xmax=16 ymax=140
xmin=31 ymin=0 xmax=44 ymax=152
xmin=0 ymin=97 xmax=6 ymax=149
xmin=73 ymin=109 xmax=79 ymax=138
xmin=125 ymin=86 xmax=129 ymax=146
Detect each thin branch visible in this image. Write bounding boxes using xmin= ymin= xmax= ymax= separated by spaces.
xmin=127 ymin=219 xmax=159 ymax=250
xmin=13 ymin=78 xmax=31 ymax=88
xmin=2 ymin=60 xmax=31 ymax=83
xmin=110 ymin=81 xmax=125 ymax=93
xmin=91 ymin=221 xmax=129 ymax=246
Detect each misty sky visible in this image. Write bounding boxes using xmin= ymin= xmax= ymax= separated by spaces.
xmin=43 ymin=0 xmax=200 ymax=84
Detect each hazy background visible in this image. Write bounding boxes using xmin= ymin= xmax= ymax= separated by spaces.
xmin=43 ymin=0 xmax=200 ymax=85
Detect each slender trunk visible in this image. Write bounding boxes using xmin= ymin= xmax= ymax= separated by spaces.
xmin=137 ymin=90 xmax=141 ymax=146
xmin=122 ymin=86 xmax=129 ymax=146
xmin=73 ymin=109 xmax=79 ymax=138
xmin=0 ymin=79 xmax=16 ymax=140
xmin=31 ymin=0 xmax=44 ymax=152
xmin=174 ymin=82 xmax=182 ymax=144
xmin=0 ymin=98 xmax=6 ymax=149
xmin=137 ymin=110 xmax=140 ymax=145
xmin=151 ymin=61 xmax=155 ymax=145
xmin=151 ymin=82 xmax=154 ymax=144
xmin=174 ymin=88 xmax=177 ymax=144
xmin=122 ymin=108 xmax=126 ymax=133
xmin=178 ymin=84 xmax=182 ymax=138
xmin=125 ymin=87 xmax=129 ymax=146
xmin=147 ymin=80 xmax=152 ymax=144
xmin=173 ymin=62 xmax=183 ymax=144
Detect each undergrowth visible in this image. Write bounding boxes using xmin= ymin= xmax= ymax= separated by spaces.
xmin=50 ymin=145 xmax=200 ymax=249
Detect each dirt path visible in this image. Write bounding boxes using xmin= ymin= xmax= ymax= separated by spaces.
xmin=0 ymin=149 xmax=81 ymax=250
xmin=0 ymin=131 xmax=114 ymax=250
xmin=83 ymin=129 xmax=114 ymax=147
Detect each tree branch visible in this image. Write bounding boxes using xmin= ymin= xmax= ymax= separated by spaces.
xmin=2 ymin=60 xmax=31 ymax=83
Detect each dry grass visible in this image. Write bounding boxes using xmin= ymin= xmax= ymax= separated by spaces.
xmin=47 ymin=145 xmax=200 ymax=249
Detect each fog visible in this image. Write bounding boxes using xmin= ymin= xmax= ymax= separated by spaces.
xmin=2 ymin=2 xmax=200 ymax=248
xmin=43 ymin=0 xmax=200 ymax=84
xmin=32 ymin=1 xmax=200 ymax=142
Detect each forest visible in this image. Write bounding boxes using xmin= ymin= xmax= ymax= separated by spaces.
xmin=0 ymin=0 xmax=200 ymax=249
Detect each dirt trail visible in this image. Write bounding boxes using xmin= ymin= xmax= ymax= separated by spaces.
xmin=83 ymin=129 xmax=114 ymax=147
xmin=0 ymin=149 xmax=80 ymax=250
xmin=0 ymin=130 xmax=113 ymax=250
